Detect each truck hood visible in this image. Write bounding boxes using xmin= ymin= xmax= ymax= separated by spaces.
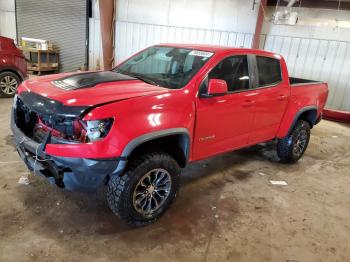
xmin=18 ymin=71 xmax=169 ymax=107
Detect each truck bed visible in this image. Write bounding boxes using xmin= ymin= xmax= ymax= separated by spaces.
xmin=289 ymin=77 xmax=322 ymax=86
xmin=289 ymin=78 xmax=328 ymax=107
xmin=277 ymin=79 xmax=328 ymax=137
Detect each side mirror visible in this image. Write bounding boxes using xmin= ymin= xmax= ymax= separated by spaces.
xmin=203 ymin=79 xmax=228 ymax=98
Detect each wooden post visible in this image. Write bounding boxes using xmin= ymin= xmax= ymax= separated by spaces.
xmin=38 ymin=50 xmax=41 ymax=75
xmin=99 ymin=0 xmax=115 ymax=70
xmin=252 ymin=0 xmax=267 ymax=49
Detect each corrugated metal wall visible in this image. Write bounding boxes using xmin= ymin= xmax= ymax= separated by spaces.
xmin=113 ymin=0 xmax=259 ymax=63
xmin=88 ymin=20 xmax=253 ymax=66
xmin=0 ymin=11 xmax=16 ymax=40
xmin=4 ymin=0 xmax=350 ymax=110
xmin=117 ymin=0 xmax=260 ymax=34
xmin=89 ymin=20 xmax=350 ymax=110
xmin=88 ymin=0 xmax=350 ymax=111
xmin=262 ymin=35 xmax=350 ymax=111
xmin=88 ymin=18 xmax=103 ymax=71
xmin=115 ymin=21 xmax=254 ymax=63
xmin=15 ymin=0 xmax=88 ymax=72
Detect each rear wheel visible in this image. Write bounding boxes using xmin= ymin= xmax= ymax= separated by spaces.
xmin=277 ymin=120 xmax=311 ymax=163
xmin=0 ymin=71 xmax=21 ymax=98
xmin=107 ymin=152 xmax=180 ymax=227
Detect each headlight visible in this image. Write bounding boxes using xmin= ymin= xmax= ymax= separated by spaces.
xmin=84 ymin=118 xmax=113 ymax=142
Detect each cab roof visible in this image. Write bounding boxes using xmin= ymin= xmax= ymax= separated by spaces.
xmin=157 ymin=43 xmax=278 ymax=57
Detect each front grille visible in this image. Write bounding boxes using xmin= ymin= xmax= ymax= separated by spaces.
xmin=15 ymin=97 xmax=39 ymax=138
xmin=15 ymin=97 xmax=79 ymax=143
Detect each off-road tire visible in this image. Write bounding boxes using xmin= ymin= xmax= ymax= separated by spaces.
xmin=0 ymin=71 xmax=21 ymax=98
xmin=277 ymin=120 xmax=311 ymax=163
xmin=107 ymin=152 xmax=181 ymax=227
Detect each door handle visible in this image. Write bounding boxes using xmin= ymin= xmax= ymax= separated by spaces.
xmin=277 ymin=94 xmax=287 ymax=101
xmin=242 ymin=100 xmax=254 ymax=107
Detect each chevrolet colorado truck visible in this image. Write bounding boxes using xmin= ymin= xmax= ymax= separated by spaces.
xmin=11 ymin=44 xmax=328 ymax=227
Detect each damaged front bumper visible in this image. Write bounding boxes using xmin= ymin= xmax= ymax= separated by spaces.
xmin=11 ymin=109 xmax=123 ymax=192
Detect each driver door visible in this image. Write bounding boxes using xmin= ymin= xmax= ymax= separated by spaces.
xmin=193 ymin=55 xmax=257 ymax=160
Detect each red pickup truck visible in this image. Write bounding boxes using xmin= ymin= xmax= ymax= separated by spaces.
xmin=11 ymin=44 xmax=328 ymax=227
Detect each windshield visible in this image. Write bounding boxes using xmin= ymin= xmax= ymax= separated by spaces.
xmin=113 ymin=46 xmax=214 ymax=89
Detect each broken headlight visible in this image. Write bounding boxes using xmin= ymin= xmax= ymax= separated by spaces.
xmin=84 ymin=118 xmax=114 ymax=142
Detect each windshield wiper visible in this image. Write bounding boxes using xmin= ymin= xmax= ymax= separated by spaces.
xmin=117 ymin=71 xmax=160 ymax=87
xmin=133 ymin=75 xmax=160 ymax=87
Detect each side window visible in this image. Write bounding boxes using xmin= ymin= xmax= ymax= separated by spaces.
xmin=207 ymin=55 xmax=250 ymax=92
xmin=256 ymin=56 xmax=282 ymax=87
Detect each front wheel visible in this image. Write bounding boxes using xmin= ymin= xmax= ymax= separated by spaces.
xmin=277 ymin=120 xmax=311 ymax=163
xmin=107 ymin=152 xmax=180 ymax=227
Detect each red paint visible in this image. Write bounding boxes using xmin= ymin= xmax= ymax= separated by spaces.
xmin=35 ymin=118 xmax=64 ymax=138
xmin=194 ymin=86 xmax=257 ymax=159
xmin=208 ymin=79 xmax=228 ymax=95
xmin=323 ymin=108 xmax=350 ymax=124
xmin=0 ymin=37 xmax=27 ymax=79
xmin=18 ymin=74 xmax=168 ymax=106
xmin=17 ymin=44 xmax=329 ymax=160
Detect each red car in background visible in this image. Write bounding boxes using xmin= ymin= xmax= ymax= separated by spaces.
xmin=0 ymin=36 xmax=27 ymax=97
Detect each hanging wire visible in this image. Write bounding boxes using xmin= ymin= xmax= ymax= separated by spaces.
xmin=260 ymin=0 xmax=268 ymax=20
xmin=275 ymin=0 xmax=281 ymax=15
xmin=335 ymin=0 xmax=341 ymax=29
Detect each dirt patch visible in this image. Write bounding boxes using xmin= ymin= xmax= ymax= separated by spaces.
xmin=4 ymin=134 xmax=16 ymax=151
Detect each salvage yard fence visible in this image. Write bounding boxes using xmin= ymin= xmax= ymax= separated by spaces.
xmin=89 ymin=19 xmax=350 ymax=111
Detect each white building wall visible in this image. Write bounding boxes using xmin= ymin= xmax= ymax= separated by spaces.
xmin=90 ymin=2 xmax=350 ymax=110
xmin=262 ymin=7 xmax=350 ymax=110
xmin=3 ymin=0 xmax=349 ymax=110
xmin=114 ymin=0 xmax=260 ymax=62
xmin=118 ymin=0 xmax=260 ymax=33
xmin=90 ymin=0 xmax=260 ymax=67
xmin=0 ymin=0 xmax=16 ymax=40
xmin=89 ymin=17 xmax=103 ymax=71
xmin=115 ymin=21 xmax=254 ymax=63
xmin=262 ymin=7 xmax=350 ymax=42
xmin=88 ymin=0 xmax=103 ymax=70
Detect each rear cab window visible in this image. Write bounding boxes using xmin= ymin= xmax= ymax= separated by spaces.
xmin=256 ymin=56 xmax=282 ymax=87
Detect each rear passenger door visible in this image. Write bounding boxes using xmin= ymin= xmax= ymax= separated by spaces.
xmin=248 ymin=55 xmax=290 ymax=144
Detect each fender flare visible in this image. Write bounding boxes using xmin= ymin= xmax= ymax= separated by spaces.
xmin=0 ymin=66 xmax=25 ymax=81
xmin=287 ymin=105 xmax=317 ymax=134
xmin=112 ymin=128 xmax=191 ymax=175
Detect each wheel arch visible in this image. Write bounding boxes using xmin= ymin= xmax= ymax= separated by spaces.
xmin=0 ymin=68 xmax=24 ymax=81
xmin=120 ymin=128 xmax=191 ymax=170
xmin=288 ymin=106 xmax=317 ymax=134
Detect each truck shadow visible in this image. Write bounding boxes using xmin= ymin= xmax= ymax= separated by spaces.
xmin=15 ymin=141 xmax=281 ymax=246
xmin=181 ymin=141 xmax=279 ymax=185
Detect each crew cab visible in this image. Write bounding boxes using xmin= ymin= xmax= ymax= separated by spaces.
xmin=11 ymin=44 xmax=328 ymax=227
xmin=0 ymin=36 xmax=27 ymax=97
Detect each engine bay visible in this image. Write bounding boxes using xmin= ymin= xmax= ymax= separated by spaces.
xmin=14 ymin=93 xmax=88 ymax=143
